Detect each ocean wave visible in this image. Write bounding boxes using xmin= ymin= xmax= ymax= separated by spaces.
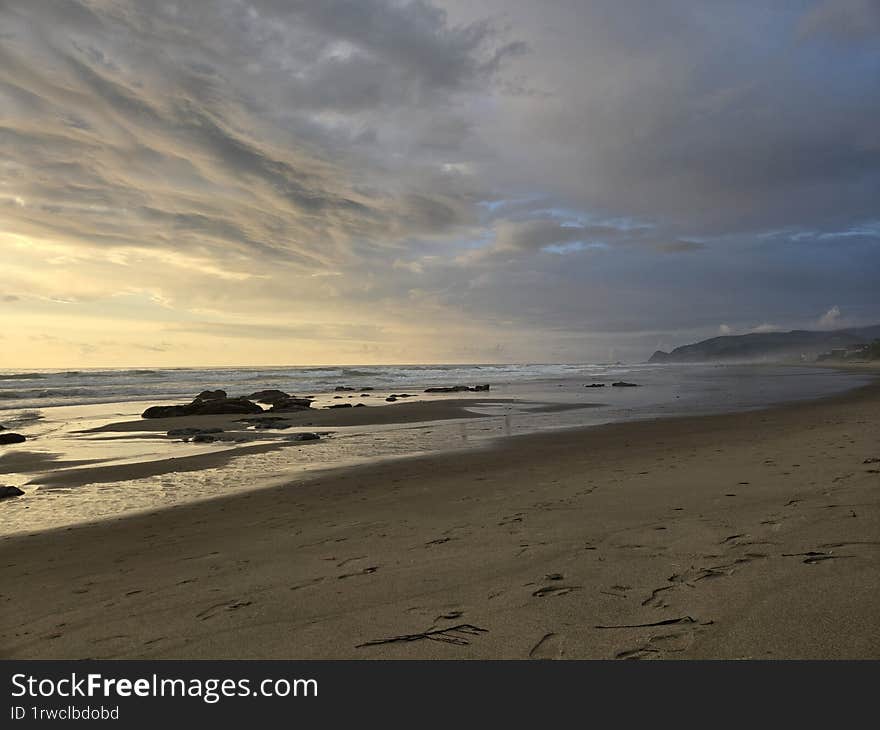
xmin=340 ymin=368 xmax=384 ymax=377
xmin=0 ymin=373 xmax=47 ymax=380
xmin=0 ymin=388 xmax=93 ymax=400
xmin=61 ymin=369 xmax=163 ymax=378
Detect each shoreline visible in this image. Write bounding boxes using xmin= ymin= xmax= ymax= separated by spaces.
xmin=1 ymin=370 xmax=878 ymax=658
xmin=1 ymin=365 xmax=870 ymax=533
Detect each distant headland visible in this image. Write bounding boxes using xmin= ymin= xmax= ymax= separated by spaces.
xmin=650 ymin=324 xmax=880 ymax=364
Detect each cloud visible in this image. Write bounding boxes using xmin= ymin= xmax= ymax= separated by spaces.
xmin=817 ymin=304 xmax=842 ymax=328
xmin=750 ymin=323 xmax=785 ymax=333
xmin=0 ymin=0 xmax=879 ymax=366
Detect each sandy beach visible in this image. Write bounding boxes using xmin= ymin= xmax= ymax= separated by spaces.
xmin=0 ymin=368 xmax=877 ymax=660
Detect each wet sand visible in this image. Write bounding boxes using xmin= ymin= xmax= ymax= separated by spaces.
xmin=1 ymin=376 xmax=878 ymax=659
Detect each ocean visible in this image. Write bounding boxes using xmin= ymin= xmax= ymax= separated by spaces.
xmin=1 ymin=363 xmax=612 ymax=411
xmin=0 ymin=362 xmax=872 ymax=536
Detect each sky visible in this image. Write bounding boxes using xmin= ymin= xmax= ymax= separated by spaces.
xmin=1 ymin=0 xmax=879 ymax=367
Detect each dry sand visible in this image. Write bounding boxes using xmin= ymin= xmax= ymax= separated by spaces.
xmin=1 ymin=377 xmax=879 ymax=659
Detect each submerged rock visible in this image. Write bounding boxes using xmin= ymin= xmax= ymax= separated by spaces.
xmin=0 ymin=485 xmax=25 ymax=499
xmin=611 ymin=381 xmax=640 ymax=387
xmin=167 ymin=427 xmax=224 ymax=438
xmin=585 ymin=383 xmax=606 ymax=388
xmin=334 ymin=386 xmax=355 ymax=391
xmin=191 ymin=433 xmax=218 ymax=443
xmin=0 ymin=433 xmax=27 ymax=445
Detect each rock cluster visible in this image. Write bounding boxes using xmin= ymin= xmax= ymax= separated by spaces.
xmin=385 ymin=393 xmax=415 ymax=402
xmin=141 ymin=387 xmax=316 ymax=418
xmin=142 ymin=393 xmax=264 ymax=418
xmin=423 ymin=384 xmax=490 ymax=393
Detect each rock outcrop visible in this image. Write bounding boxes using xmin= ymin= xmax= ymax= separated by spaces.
xmin=269 ymin=397 xmax=313 ymax=412
xmin=248 ymin=389 xmax=291 ymax=405
xmin=142 ymin=394 xmax=263 ymax=418
xmin=424 ymin=384 xmax=490 ymax=393
xmin=0 ymin=485 xmax=25 ymax=499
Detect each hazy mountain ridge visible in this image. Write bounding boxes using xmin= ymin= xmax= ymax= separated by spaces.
xmin=649 ymin=325 xmax=880 ymax=364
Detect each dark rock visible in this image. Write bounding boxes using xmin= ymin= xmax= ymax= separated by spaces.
xmin=269 ymin=397 xmax=313 ymax=413
xmin=386 ymin=396 xmax=397 ymax=402
xmin=327 ymin=403 xmax=353 ymax=409
xmin=424 ymin=384 xmax=490 ymax=393
xmin=248 ymin=389 xmax=291 ymax=405
xmin=0 ymin=433 xmax=27 ymax=445
xmin=611 ymin=381 xmax=640 ymax=387
xmin=291 ymin=432 xmax=320 ymax=441
xmin=191 ymin=433 xmax=217 ymax=443
xmin=360 ymin=393 xmax=371 ymax=397
xmin=190 ymin=397 xmax=263 ymax=415
xmin=0 ymin=485 xmax=25 ymax=499
xmin=334 ymin=386 xmax=355 ymax=391
xmin=142 ymin=405 xmax=190 ymax=418
xmin=142 ymin=394 xmax=262 ymax=418
xmin=354 ymin=403 xmax=366 ymax=407
xmin=360 ymin=387 xmax=375 ymax=392
xmin=194 ymin=389 xmax=227 ymax=401
xmin=585 ymin=383 xmax=606 ymax=388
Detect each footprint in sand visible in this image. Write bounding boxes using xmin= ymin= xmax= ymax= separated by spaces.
xmin=532 ymin=585 xmax=580 ymax=598
xmin=529 ymin=632 xmax=565 ymax=659
xmin=616 ymin=630 xmax=695 ymax=660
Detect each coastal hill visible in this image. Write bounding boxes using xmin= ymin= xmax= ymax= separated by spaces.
xmin=649 ymin=324 xmax=880 ymax=364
